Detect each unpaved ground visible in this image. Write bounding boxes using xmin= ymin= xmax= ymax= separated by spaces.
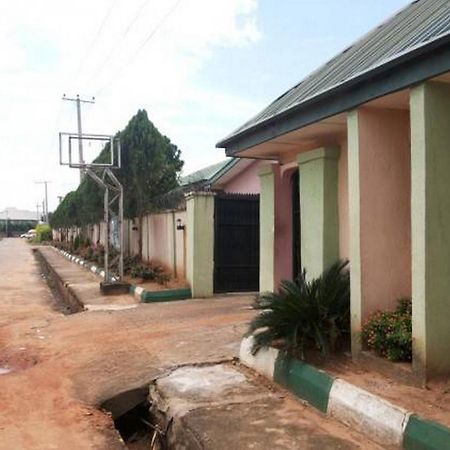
xmin=319 ymin=356 xmax=450 ymax=428
xmin=0 ymin=239 xmax=382 ymax=449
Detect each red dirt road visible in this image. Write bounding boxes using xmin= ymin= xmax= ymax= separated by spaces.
xmin=0 ymin=239 xmax=254 ymax=449
xmin=0 ymin=239 xmax=382 ymax=450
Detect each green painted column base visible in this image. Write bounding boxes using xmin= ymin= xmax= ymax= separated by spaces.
xmin=404 ymin=415 xmax=450 ymax=450
xmin=274 ymin=353 xmax=334 ymax=413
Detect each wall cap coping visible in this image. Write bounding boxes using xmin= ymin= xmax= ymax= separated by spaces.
xmin=297 ymin=146 xmax=340 ymax=165
xmin=184 ymin=190 xmax=216 ymax=201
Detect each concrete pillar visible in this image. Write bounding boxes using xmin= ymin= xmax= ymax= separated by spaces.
xmin=297 ymin=147 xmax=340 ymax=280
xmin=410 ymin=81 xmax=450 ymax=377
xmin=259 ymin=165 xmax=276 ymax=292
xmin=347 ymin=108 xmax=411 ymax=355
xmin=185 ymin=191 xmax=215 ymax=298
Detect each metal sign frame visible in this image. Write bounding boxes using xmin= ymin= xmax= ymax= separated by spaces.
xmin=59 ymin=132 xmax=121 ymax=169
xmin=59 ymin=132 xmax=124 ymax=283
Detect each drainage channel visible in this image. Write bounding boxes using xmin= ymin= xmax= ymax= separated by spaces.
xmin=33 ymin=249 xmax=84 ymax=315
xmin=101 ymin=387 xmax=170 ymax=450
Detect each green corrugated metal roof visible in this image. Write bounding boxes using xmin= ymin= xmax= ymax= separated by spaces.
xmin=218 ymin=0 xmax=450 ymax=147
xmin=180 ymin=159 xmax=237 ymax=186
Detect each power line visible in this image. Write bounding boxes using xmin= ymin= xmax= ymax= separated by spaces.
xmin=74 ymin=0 xmax=119 ymax=84
xmin=95 ymin=0 xmax=182 ymax=97
xmin=87 ymin=0 xmax=150 ymax=86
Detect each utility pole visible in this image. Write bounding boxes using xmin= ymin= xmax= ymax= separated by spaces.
xmin=62 ymin=94 xmax=95 ymax=182
xmin=35 ymin=181 xmax=50 ymax=223
xmin=36 ymin=202 xmax=41 ymax=222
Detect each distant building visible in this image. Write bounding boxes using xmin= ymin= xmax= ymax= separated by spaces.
xmin=0 ymin=207 xmax=38 ymax=237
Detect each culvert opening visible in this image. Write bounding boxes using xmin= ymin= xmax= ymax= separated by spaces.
xmin=33 ymin=249 xmax=83 ymax=315
xmin=102 ymin=387 xmax=169 ymax=450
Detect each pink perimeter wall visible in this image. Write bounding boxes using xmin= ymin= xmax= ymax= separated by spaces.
xmin=142 ymin=210 xmax=187 ymax=279
xmin=358 ymin=107 xmax=411 ymax=317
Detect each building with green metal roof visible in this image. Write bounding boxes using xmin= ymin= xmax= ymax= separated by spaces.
xmin=217 ymin=0 xmax=450 ymax=380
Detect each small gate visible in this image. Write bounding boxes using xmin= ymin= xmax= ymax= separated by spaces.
xmin=214 ymin=193 xmax=259 ymax=293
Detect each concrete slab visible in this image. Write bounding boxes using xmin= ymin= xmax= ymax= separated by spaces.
xmin=150 ymin=363 xmax=383 ymax=450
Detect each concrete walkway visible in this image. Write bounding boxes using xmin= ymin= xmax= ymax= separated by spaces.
xmin=0 ymin=239 xmax=382 ymax=449
xmin=38 ymin=246 xmax=138 ymax=310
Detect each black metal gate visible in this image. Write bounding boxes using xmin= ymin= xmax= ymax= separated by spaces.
xmin=214 ymin=193 xmax=259 ymax=293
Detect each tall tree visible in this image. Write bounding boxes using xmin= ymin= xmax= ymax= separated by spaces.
xmin=51 ymin=109 xmax=184 ymax=254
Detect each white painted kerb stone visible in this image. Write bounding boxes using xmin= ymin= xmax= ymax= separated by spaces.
xmin=239 ymin=336 xmax=279 ymax=380
xmin=327 ymin=379 xmax=410 ymax=446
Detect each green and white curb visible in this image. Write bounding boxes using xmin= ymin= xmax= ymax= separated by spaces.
xmin=56 ymin=248 xmax=118 ymax=282
xmin=240 ymin=337 xmax=450 ymax=449
xmin=55 ymin=247 xmax=192 ymax=303
xmin=130 ymin=284 xmax=192 ymax=302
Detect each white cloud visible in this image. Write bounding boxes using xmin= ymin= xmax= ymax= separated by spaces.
xmin=0 ymin=0 xmax=261 ymax=212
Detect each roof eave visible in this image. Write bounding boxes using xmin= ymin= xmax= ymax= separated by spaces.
xmin=217 ymin=36 xmax=450 ymax=156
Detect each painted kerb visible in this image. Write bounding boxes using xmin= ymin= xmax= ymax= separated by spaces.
xmin=55 ymin=247 xmax=192 ymax=303
xmin=240 ymin=337 xmax=450 ymax=449
xmin=404 ymin=415 xmax=450 ymax=450
xmin=274 ymin=352 xmax=334 ymax=413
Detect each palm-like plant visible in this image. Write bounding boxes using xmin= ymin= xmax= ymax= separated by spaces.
xmin=248 ymin=260 xmax=350 ymax=358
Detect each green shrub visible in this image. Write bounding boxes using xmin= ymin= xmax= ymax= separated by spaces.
xmin=361 ymin=298 xmax=412 ymax=362
xmin=131 ymin=264 xmax=156 ymax=280
xmin=35 ymin=224 xmax=52 ymax=242
xmin=248 ymin=260 xmax=350 ymax=358
xmin=130 ymin=262 xmax=171 ymax=285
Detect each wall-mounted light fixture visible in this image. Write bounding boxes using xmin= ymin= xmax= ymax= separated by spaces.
xmin=176 ymin=218 xmax=185 ymax=230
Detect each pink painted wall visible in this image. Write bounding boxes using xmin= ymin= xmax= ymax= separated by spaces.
xmin=274 ymin=166 xmax=297 ymax=288
xmin=174 ymin=210 xmax=187 ymax=278
xmin=270 ymin=140 xmax=350 ymax=290
xmin=141 ymin=210 xmax=187 ymax=280
xmin=222 ymin=160 xmax=262 ymax=194
xmin=358 ymin=107 xmax=411 ymax=317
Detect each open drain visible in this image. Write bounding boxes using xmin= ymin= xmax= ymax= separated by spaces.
xmin=33 ymin=249 xmax=83 ymax=315
xmin=102 ymin=387 xmax=171 ymax=450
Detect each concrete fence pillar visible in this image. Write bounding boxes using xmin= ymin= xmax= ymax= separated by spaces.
xmin=297 ymin=147 xmax=340 ymax=280
xmin=410 ymin=81 xmax=450 ymax=378
xmin=185 ymin=191 xmax=215 ymax=298
xmin=258 ymin=165 xmax=276 ymax=292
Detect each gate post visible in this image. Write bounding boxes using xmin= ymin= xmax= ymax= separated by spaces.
xmin=185 ymin=191 xmax=215 ymax=298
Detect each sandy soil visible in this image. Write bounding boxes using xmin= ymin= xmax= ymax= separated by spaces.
xmin=124 ymin=276 xmax=188 ymax=292
xmin=0 ymin=238 xmax=401 ymax=449
xmin=311 ymin=352 xmax=450 ymax=427
xmin=0 ymin=239 xmax=255 ymax=449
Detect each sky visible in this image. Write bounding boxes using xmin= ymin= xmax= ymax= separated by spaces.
xmin=0 ymin=0 xmax=411 ymax=213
